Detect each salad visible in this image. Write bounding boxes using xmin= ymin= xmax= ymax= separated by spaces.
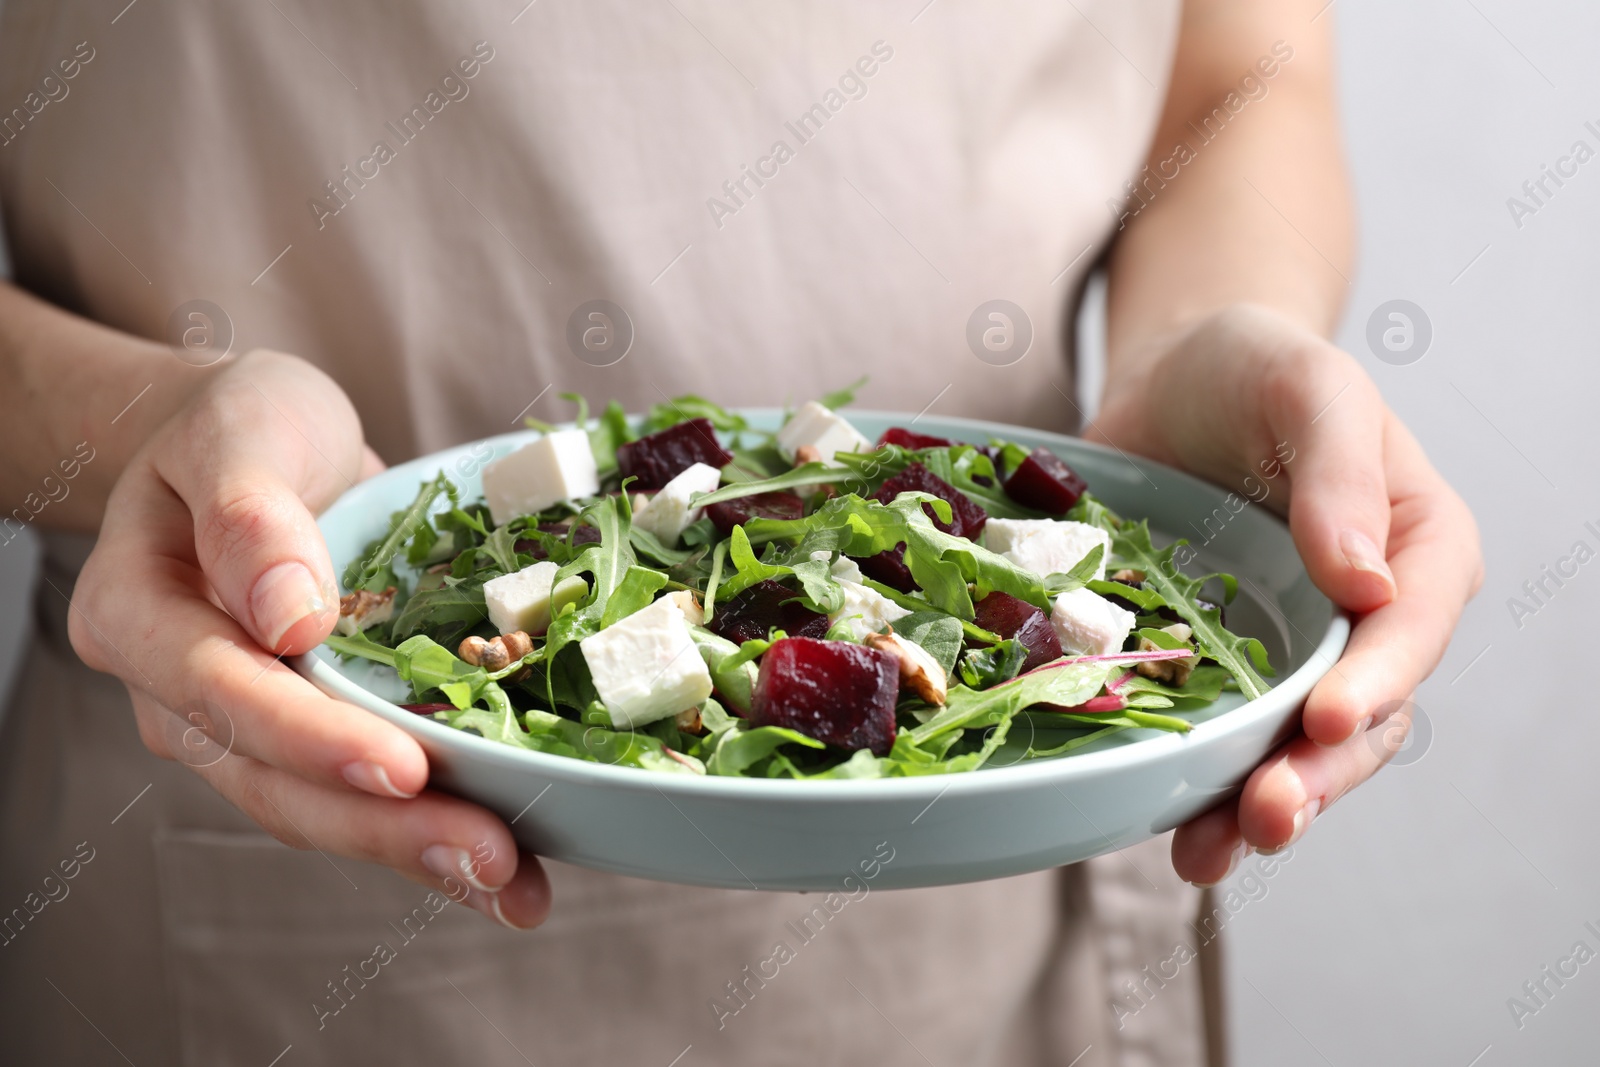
xmin=325 ymin=387 xmax=1273 ymax=779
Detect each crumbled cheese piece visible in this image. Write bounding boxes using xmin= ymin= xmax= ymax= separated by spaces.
xmin=776 ymin=401 xmax=872 ymax=465
xmin=632 ymin=463 xmax=721 ymax=545
xmin=984 ymin=519 xmax=1110 ymax=580
xmin=483 ymin=561 xmax=586 ymax=636
xmin=1050 ymin=587 xmax=1135 ymax=656
xmin=481 ymin=429 xmax=600 ymax=525
xmin=581 ymin=596 xmax=714 ymax=728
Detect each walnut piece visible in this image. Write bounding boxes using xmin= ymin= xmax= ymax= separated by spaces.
xmin=864 ymin=630 xmax=948 ymax=706
xmin=1133 ymin=623 xmax=1199 ymax=687
xmin=334 ymin=587 xmax=396 ymax=636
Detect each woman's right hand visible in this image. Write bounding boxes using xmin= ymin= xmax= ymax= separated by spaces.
xmin=68 ymin=349 xmax=550 ymax=927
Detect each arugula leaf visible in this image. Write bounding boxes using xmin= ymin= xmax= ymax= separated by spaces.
xmin=687 ymin=627 xmax=759 ymax=713
xmin=957 ymin=639 xmax=1028 ymax=689
xmin=818 ymin=376 xmax=869 ymax=410
xmin=706 ymin=724 xmax=825 ymax=776
xmin=539 ymin=493 xmax=641 ymax=704
xmin=600 ymin=566 xmax=670 ymax=628
xmin=693 ymin=462 xmax=866 ymax=508
xmin=323 ymin=631 xmax=399 ymax=668
xmin=392 ymin=634 xmax=489 ymax=708
xmin=894 ymin=611 xmax=963 ymax=676
xmin=590 ymin=399 xmax=634 ymax=475
xmin=785 ymin=557 xmax=841 ymax=614
xmin=344 ymin=474 xmax=448 ymax=592
xmin=1042 ymin=544 xmax=1105 ymax=598
xmin=639 ymin=393 xmax=749 ymax=434
xmin=1110 ymin=521 xmax=1273 ymax=700
xmin=388 ymin=579 xmax=489 ymax=646
xmin=719 ymin=526 xmax=789 ymax=600
xmin=909 ymin=660 xmax=1117 ymax=748
xmin=1086 ymin=577 xmax=1167 ymax=611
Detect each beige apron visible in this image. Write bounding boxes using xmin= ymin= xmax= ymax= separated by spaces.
xmin=0 ymin=2 xmax=1219 ymax=1063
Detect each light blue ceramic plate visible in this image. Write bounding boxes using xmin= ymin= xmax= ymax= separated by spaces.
xmin=292 ymin=411 xmax=1347 ymax=891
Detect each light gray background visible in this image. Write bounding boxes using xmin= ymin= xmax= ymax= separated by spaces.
xmin=0 ymin=1 xmax=1593 ymax=1064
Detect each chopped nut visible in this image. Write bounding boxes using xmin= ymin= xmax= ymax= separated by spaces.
xmin=675 ymin=706 xmax=705 ymax=735
xmin=500 ymin=631 xmax=534 ymax=661
xmin=793 ymin=444 xmax=824 ymax=466
xmin=1134 ymin=624 xmax=1200 ymax=687
xmin=458 ymin=631 xmax=534 ymax=673
xmin=864 ymin=630 xmax=948 ymax=706
xmin=1110 ymin=569 xmax=1146 ymax=584
xmin=663 ymin=589 xmax=705 ymax=627
xmin=334 ymin=586 xmax=396 ymax=636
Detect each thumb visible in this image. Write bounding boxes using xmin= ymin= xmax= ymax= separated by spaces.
xmin=153 ymin=355 xmax=365 ymax=655
xmin=1274 ymin=368 xmax=1397 ymax=614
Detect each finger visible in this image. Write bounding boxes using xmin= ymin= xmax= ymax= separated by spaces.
xmin=1265 ymin=345 xmax=1398 ymax=613
xmin=152 ymin=353 xmax=367 ymax=655
xmin=198 ymin=752 xmax=551 ymax=930
xmin=1300 ymin=416 xmax=1482 ymax=745
xmin=77 ymin=478 xmax=429 ymax=798
xmin=360 ymin=444 xmax=387 ymax=481
xmin=1235 ymin=728 xmax=1392 ymax=852
xmin=1171 ymin=796 xmax=1253 ymax=886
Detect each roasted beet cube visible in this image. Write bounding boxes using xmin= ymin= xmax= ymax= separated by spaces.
xmin=876 ymin=426 xmax=954 ymax=451
xmin=855 ymin=545 xmax=915 ymax=592
xmin=1002 ymin=447 xmax=1088 ymax=514
xmin=708 ymin=580 xmax=831 ymax=645
xmin=973 ymin=591 xmax=1063 ymax=673
xmin=616 ymin=418 xmax=734 ymax=490
xmin=704 ymin=491 xmax=806 ymax=535
xmin=872 ymin=462 xmax=987 ymax=540
xmin=750 ymin=637 xmax=900 ymax=756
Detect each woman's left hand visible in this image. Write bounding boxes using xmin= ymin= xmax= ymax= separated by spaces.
xmin=1089 ymin=303 xmax=1483 ymax=885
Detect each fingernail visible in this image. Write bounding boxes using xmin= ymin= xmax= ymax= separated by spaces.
xmin=1339 ymin=530 xmax=1396 ymax=593
xmin=250 ymin=561 xmax=328 ymax=649
xmin=1320 ymin=714 xmax=1372 ymax=748
xmin=1192 ymin=839 xmax=1254 ymax=888
xmin=421 ymin=844 xmax=500 ymax=893
xmin=1261 ymin=798 xmax=1321 ymax=856
xmin=464 ymin=887 xmax=526 ymax=931
xmin=341 ymin=759 xmax=417 ymax=799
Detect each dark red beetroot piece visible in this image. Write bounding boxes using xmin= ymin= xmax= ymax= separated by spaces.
xmin=876 ymin=426 xmax=954 ymax=451
xmin=708 ymin=580 xmax=831 ymax=645
xmin=856 ymin=546 xmax=916 ymax=592
xmin=616 ymin=418 xmax=734 ymax=490
xmin=1002 ymin=447 xmax=1089 ymax=515
xmin=750 ymin=637 xmax=900 ymax=756
xmin=400 ymin=703 xmax=456 ymax=715
xmin=874 ymin=462 xmax=987 ymax=539
xmin=856 ymin=462 xmax=989 ymax=592
xmin=973 ymin=591 xmax=1063 ymax=673
xmin=704 ymin=491 xmax=806 ymax=536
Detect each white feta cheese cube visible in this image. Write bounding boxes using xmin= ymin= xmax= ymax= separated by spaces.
xmin=632 ymin=462 xmax=721 ymax=545
xmin=984 ymin=518 xmax=1110 ymax=580
xmin=483 ymin=561 xmax=587 ymax=636
xmin=581 ymin=596 xmax=714 ymax=728
xmin=776 ymin=400 xmax=872 ymax=465
xmin=481 ymin=429 xmax=600 ymax=525
xmin=1050 ymin=587 xmax=1135 ymax=656
xmin=828 ymin=554 xmax=865 ymax=584
xmin=828 ymin=580 xmax=912 ymax=642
